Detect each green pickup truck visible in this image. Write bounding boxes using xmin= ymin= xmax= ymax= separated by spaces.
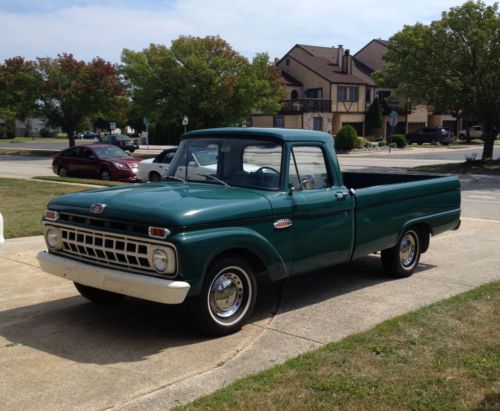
xmin=37 ymin=128 xmax=461 ymax=335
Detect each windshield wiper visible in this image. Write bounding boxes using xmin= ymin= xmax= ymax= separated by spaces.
xmin=165 ymin=175 xmax=187 ymax=183
xmin=197 ymin=174 xmax=230 ymax=188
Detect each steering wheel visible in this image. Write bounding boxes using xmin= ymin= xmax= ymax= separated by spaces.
xmin=255 ymin=166 xmax=280 ymax=176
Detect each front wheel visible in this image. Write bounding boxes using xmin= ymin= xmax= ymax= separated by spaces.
xmin=381 ymin=228 xmax=421 ymax=278
xmin=191 ymin=256 xmax=257 ymax=336
xmin=74 ymin=282 xmax=125 ymax=303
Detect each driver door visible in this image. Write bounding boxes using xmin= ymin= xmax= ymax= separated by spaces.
xmin=288 ymin=145 xmax=354 ymax=274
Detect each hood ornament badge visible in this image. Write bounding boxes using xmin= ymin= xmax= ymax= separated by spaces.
xmin=90 ymin=203 xmax=107 ymax=214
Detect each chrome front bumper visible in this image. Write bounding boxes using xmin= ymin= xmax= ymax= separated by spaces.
xmin=37 ymin=251 xmax=190 ymax=304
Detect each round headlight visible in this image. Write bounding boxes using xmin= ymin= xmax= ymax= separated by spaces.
xmin=152 ymin=248 xmax=168 ymax=272
xmin=46 ymin=227 xmax=62 ymax=250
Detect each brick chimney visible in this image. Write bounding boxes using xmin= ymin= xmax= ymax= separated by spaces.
xmin=342 ymin=49 xmax=352 ymax=75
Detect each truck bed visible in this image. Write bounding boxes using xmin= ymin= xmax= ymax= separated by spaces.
xmin=343 ymin=171 xmax=438 ymax=189
xmin=342 ymin=172 xmax=461 ymax=260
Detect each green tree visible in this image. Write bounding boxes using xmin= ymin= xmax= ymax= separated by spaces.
xmin=374 ymin=1 xmax=500 ymax=159
xmin=0 ymin=54 xmax=124 ymax=146
xmin=365 ymin=97 xmax=384 ymax=135
xmin=121 ymin=36 xmax=285 ymax=141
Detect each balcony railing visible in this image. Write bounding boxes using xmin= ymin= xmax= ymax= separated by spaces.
xmin=281 ymin=99 xmax=332 ymax=114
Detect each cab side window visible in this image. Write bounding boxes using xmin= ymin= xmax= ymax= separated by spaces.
xmin=289 ymin=146 xmax=331 ymax=191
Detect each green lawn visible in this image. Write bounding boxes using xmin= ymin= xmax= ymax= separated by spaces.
xmin=0 ymin=178 xmax=92 ymax=238
xmin=33 ymin=176 xmax=126 ymax=186
xmin=414 ymin=159 xmax=500 ymax=175
xmin=177 ymin=281 xmax=500 ymax=410
xmin=6 ymin=137 xmax=67 ymax=143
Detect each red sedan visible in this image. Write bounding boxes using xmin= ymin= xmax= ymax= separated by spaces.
xmin=52 ymin=144 xmax=140 ymax=181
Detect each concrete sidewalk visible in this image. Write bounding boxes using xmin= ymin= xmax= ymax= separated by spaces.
xmin=0 ymin=218 xmax=499 ymax=410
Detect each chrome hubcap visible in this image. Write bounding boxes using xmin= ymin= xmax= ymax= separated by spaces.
xmin=400 ymin=232 xmax=417 ymax=267
xmin=209 ymin=272 xmax=244 ymax=318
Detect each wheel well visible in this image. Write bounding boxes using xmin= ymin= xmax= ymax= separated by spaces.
xmin=413 ymin=223 xmax=432 ymax=253
xmin=149 ymin=170 xmax=161 ymax=178
xmin=209 ymin=248 xmax=268 ymax=282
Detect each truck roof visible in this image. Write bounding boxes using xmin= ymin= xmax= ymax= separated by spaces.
xmin=183 ymin=127 xmax=333 ymax=143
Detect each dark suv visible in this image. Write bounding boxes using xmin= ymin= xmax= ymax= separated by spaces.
xmin=102 ymin=134 xmax=139 ymax=152
xmin=406 ymin=127 xmax=454 ymax=145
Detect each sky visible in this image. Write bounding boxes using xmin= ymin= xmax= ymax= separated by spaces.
xmin=0 ymin=0 xmax=494 ymax=63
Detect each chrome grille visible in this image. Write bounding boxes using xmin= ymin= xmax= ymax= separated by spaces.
xmin=45 ymin=223 xmax=176 ymax=277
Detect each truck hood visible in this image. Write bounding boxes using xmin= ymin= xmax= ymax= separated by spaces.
xmin=47 ymin=183 xmax=272 ymax=228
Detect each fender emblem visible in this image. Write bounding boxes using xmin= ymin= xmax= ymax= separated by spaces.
xmin=90 ymin=203 xmax=107 ymax=214
xmin=274 ymin=218 xmax=292 ymax=230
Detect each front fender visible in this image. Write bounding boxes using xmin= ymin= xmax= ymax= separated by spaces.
xmin=172 ymin=226 xmax=289 ymax=295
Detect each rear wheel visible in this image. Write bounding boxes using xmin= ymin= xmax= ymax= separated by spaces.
xmin=58 ymin=166 xmax=68 ymax=177
xmin=74 ymin=282 xmax=124 ymax=303
xmin=191 ymin=256 xmax=257 ymax=336
xmin=149 ymin=171 xmax=161 ymax=182
xmin=100 ymin=169 xmax=111 ymax=181
xmin=381 ymin=228 xmax=421 ymax=278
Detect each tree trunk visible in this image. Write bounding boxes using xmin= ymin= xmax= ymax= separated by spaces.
xmin=67 ymin=127 xmax=76 ymax=147
xmin=481 ymin=119 xmax=496 ymax=160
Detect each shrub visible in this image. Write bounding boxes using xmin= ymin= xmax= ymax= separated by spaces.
xmin=354 ymin=137 xmax=372 ymax=149
xmin=39 ymin=127 xmax=51 ymax=137
xmin=391 ymin=134 xmax=407 ymax=148
xmin=334 ymin=125 xmax=358 ymax=151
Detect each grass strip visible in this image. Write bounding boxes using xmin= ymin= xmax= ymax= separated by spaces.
xmin=0 ymin=178 xmax=96 ymax=238
xmin=0 ymin=148 xmax=55 ymax=157
xmin=32 ymin=176 xmax=126 ymax=187
xmin=414 ymin=160 xmax=500 ymax=175
xmin=177 ymin=281 xmax=500 ymax=411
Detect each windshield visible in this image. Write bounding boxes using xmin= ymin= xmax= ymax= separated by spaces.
xmin=94 ymin=146 xmax=130 ymax=159
xmin=167 ymin=137 xmax=283 ymax=190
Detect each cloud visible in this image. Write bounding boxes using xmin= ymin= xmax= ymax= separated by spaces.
xmin=0 ymin=0 xmax=489 ymax=63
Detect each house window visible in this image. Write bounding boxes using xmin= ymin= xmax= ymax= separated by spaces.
xmin=337 ymin=86 xmax=359 ymax=102
xmin=273 ymin=116 xmax=284 ymax=128
xmin=307 ymin=88 xmax=323 ymax=98
xmin=313 ymin=117 xmax=323 ymax=131
xmin=378 ymin=90 xmax=391 ymax=103
xmin=365 ymin=88 xmax=372 ymax=104
xmin=291 ymin=90 xmax=299 ymax=100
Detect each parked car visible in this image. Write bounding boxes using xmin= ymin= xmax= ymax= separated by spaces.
xmin=406 ymin=127 xmax=454 ymax=145
xmin=458 ymin=125 xmax=483 ymax=142
xmin=78 ymin=131 xmax=99 ymax=139
xmin=0 ymin=211 xmax=4 ymax=248
xmin=137 ymin=148 xmax=177 ymax=182
xmin=52 ymin=144 xmax=140 ymax=181
xmin=102 ymin=134 xmax=139 ymax=152
xmin=38 ymin=128 xmax=461 ymax=336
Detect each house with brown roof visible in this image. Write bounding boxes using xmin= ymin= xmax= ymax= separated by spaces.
xmin=251 ymin=40 xmax=458 ymax=137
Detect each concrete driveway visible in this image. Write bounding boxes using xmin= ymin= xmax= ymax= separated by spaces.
xmin=1 ymin=218 xmax=499 ymax=410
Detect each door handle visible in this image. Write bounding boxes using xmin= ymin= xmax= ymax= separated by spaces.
xmin=335 ymin=192 xmax=348 ymax=200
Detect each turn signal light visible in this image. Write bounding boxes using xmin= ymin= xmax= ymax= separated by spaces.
xmin=148 ymin=226 xmax=171 ymax=239
xmin=45 ymin=210 xmax=60 ymax=221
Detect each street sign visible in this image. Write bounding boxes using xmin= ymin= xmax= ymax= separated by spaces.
xmin=182 ymin=116 xmax=189 ymax=126
xmin=389 ymin=116 xmax=399 ymax=128
xmin=109 ymin=122 xmax=116 ymax=130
